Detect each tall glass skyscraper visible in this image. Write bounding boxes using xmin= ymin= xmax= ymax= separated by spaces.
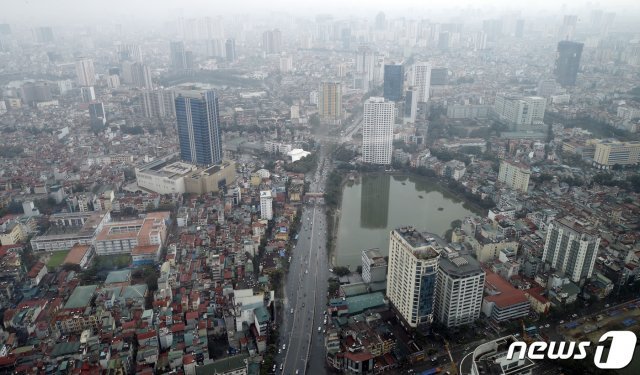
xmin=555 ymin=41 xmax=583 ymax=87
xmin=175 ymin=89 xmax=223 ymax=166
xmin=383 ymin=64 xmax=404 ymax=101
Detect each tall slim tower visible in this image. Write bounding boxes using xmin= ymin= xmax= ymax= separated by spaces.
xmin=75 ymin=57 xmax=96 ymax=87
xmin=318 ymin=82 xmax=342 ymax=125
xmin=355 ymin=46 xmax=376 ymax=86
xmin=542 ymin=216 xmax=601 ymax=284
xmin=555 ymin=41 xmax=583 ymax=87
xmin=262 ymin=29 xmax=282 ymax=54
xmin=174 ymin=89 xmax=223 ymax=166
xmin=117 ymin=43 xmax=143 ymax=62
xmin=412 ymin=62 xmax=431 ymax=103
xmin=225 ymin=39 xmax=236 ymax=62
xmin=260 ymin=190 xmax=273 ymax=220
xmin=362 ymin=97 xmax=394 ymax=165
xmin=434 ymin=251 xmax=485 ymax=328
xmin=387 ymin=227 xmax=441 ymax=328
xmin=170 ymin=41 xmax=188 ymax=71
xmin=383 ymin=64 xmax=404 ymax=101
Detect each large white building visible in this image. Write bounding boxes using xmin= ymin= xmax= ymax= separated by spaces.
xmin=593 ymin=140 xmax=640 ymax=168
xmin=362 ymin=97 xmax=394 ymax=165
xmin=361 ymin=249 xmax=387 ymax=283
xmin=493 ymin=95 xmax=546 ymax=130
xmin=412 ymin=62 xmax=431 ymax=103
xmin=387 ymin=227 xmax=441 ymax=328
xmin=141 ymin=89 xmax=176 ymax=118
xmin=136 ymin=155 xmax=236 ymax=195
xmin=542 ymin=216 xmax=601 ymax=283
xmin=136 ymin=157 xmax=196 ymax=194
xmin=75 ymin=57 xmax=96 ymax=87
xmin=94 ymin=212 xmax=169 ymax=256
xmin=30 ymin=211 xmax=111 ymax=252
xmin=434 ymin=250 xmax=485 ymax=327
xmin=355 ymin=46 xmax=376 ymax=86
xmin=260 ymin=190 xmax=273 ymax=220
xmin=497 ymin=160 xmax=531 ymax=193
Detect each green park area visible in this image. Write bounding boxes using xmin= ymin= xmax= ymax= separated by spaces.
xmin=46 ymin=250 xmax=69 ymax=269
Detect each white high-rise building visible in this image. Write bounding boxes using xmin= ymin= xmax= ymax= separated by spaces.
xmin=498 ymin=160 xmax=531 ymax=193
xmin=434 ymin=250 xmax=485 ymax=327
xmin=75 ymin=57 xmax=96 ymax=87
xmin=260 ymin=190 xmax=273 ymax=220
xmin=279 ymin=56 xmax=293 ymax=73
xmin=362 ymin=97 xmax=394 ymax=165
xmin=387 ymin=227 xmax=441 ymax=328
xmin=142 ymin=89 xmax=176 ymax=118
xmin=542 ymin=216 xmax=601 ymax=283
xmin=493 ymin=95 xmax=546 ymax=130
xmin=355 ymin=46 xmax=376 ymax=85
xmin=361 ymin=249 xmax=387 ymax=283
xmin=412 ymin=62 xmax=431 ymax=103
xmin=80 ymin=86 xmax=96 ymax=103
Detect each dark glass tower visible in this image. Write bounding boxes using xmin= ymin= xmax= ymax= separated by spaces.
xmin=555 ymin=41 xmax=584 ymax=87
xmin=175 ymin=89 xmax=223 ymax=166
xmin=383 ymin=64 xmax=403 ymax=101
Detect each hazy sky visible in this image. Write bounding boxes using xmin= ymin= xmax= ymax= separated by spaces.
xmin=2 ymin=0 xmax=639 ymax=25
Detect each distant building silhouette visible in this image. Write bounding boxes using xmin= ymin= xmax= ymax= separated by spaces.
xmin=555 ymin=41 xmax=583 ymax=87
xmin=383 ymin=64 xmax=403 ymax=101
xmin=225 ymin=39 xmax=236 ymax=62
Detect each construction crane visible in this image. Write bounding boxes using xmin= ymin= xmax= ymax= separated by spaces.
xmin=443 ymin=339 xmax=458 ymax=375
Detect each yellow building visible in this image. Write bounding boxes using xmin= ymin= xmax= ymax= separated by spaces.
xmin=593 ymin=140 xmax=640 ymax=168
xmin=318 ymin=82 xmax=342 ymax=125
xmin=250 ymin=174 xmax=262 ymax=186
xmin=0 ymin=223 xmax=26 ymax=245
xmin=184 ymin=160 xmax=237 ymax=195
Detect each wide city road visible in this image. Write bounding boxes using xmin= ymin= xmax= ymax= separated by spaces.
xmin=278 ymin=151 xmax=331 ymax=375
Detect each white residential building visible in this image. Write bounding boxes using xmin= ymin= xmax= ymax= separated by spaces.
xmin=361 ymin=249 xmax=387 ymax=283
xmin=542 ymin=216 xmax=601 ymax=283
xmin=260 ymin=190 xmax=273 ymax=220
xmin=387 ymin=227 xmax=441 ymax=328
xmin=434 ymin=250 xmax=485 ymax=327
xmin=362 ymin=97 xmax=394 ymax=165
xmin=498 ymin=160 xmax=531 ymax=193
xmin=75 ymin=57 xmax=96 ymax=87
xmin=493 ymin=95 xmax=546 ymax=130
xmin=412 ymin=62 xmax=431 ymax=103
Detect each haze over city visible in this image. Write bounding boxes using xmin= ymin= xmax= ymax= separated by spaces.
xmin=0 ymin=0 xmax=639 ymax=375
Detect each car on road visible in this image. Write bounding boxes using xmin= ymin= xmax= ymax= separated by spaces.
xmin=282 ymin=344 xmax=286 ymax=350
xmin=290 ymin=308 xmax=294 ymax=314
xmin=318 ymin=326 xmax=322 ymax=332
